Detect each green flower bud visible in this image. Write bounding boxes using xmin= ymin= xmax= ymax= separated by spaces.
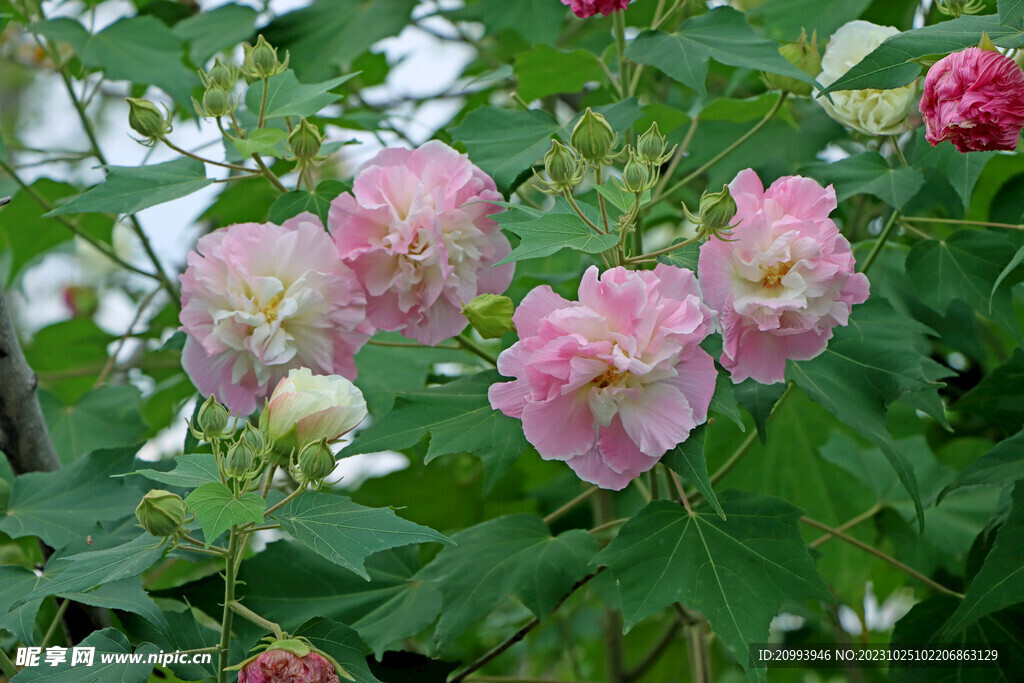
xmin=762 ymin=29 xmax=820 ymax=97
xmin=195 ymin=394 xmax=230 ymax=441
xmin=289 ymin=118 xmax=323 ymax=161
xmin=543 ymin=140 xmax=584 ymax=193
xmin=462 ymin=294 xmax=514 ymax=339
xmin=570 ymin=108 xmax=616 ymax=164
xmin=199 ymin=85 xmax=235 ymax=118
xmin=242 ymin=35 xmax=289 ymax=82
xmin=241 ymin=422 xmax=266 ymax=458
xmin=636 ymin=122 xmax=674 ymax=166
xmin=683 ymin=184 xmax=739 ymax=240
xmin=205 ymin=58 xmax=238 ymax=90
xmin=136 ymin=490 xmax=188 ymax=538
xmin=936 ymin=0 xmax=986 ymax=17
xmin=297 ymin=439 xmax=335 ymax=484
xmin=126 ymin=97 xmax=171 ymax=144
xmin=618 ymin=149 xmax=653 ymax=194
xmin=224 ymin=440 xmax=255 ymax=480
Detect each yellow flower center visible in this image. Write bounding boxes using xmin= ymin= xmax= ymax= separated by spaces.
xmin=261 ymin=291 xmax=285 ymax=322
xmin=594 ymin=367 xmax=628 ymax=389
xmin=760 ymin=261 xmax=793 ymax=288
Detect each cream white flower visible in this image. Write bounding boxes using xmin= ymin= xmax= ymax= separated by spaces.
xmin=265 ymin=368 xmax=367 ymax=449
xmin=816 ymin=20 xmax=917 ymax=135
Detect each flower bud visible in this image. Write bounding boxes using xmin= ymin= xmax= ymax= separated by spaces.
xmin=265 ymin=369 xmax=367 ymax=457
xmin=298 ymin=439 xmax=335 ymax=484
xmin=136 ymin=490 xmax=188 ymax=538
xmin=195 ymin=394 xmax=230 ymax=441
xmin=762 ymin=29 xmax=819 ymax=97
xmin=224 ymin=439 xmax=255 ymax=480
xmin=235 ymin=637 xmax=353 ymax=683
xmin=542 ymin=140 xmax=584 ymax=193
xmin=462 ymin=294 xmax=514 ymax=339
xmin=289 ymin=118 xmax=323 ymax=162
xmin=618 ymin=149 xmax=653 ymax=194
xmin=199 ymin=85 xmax=236 ymax=118
xmin=241 ymin=422 xmax=266 ymax=458
xmin=636 ymin=122 xmax=674 ymax=166
xmin=570 ymin=108 xmax=616 ymax=164
xmin=936 ymin=0 xmax=986 ymax=17
xmin=205 ymin=58 xmax=238 ymax=90
xmin=126 ymin=97 xmax=171 ymax=144
xmin=242 ymin=35 xmax=289 ymax=82
xmin=683 ymin=184 xmax=739 ymax=240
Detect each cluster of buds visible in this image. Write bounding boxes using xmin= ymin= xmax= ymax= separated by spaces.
xmin=136 ymin=489 xmax=191 ymax=542
xmin=126 ymin=97 xmax=172 ymax=146
xmin=681 ymin=185 xmax=739 ymax=241
xmin=223 ymin=424 xmax=267 ymax=482
xmin=194 ymin=58 xmax=240 ymax=119
xmin=536 ymin=108 xmax=617 ymax=194
xmin=242 ymin=35 xmax=289 ymax=83
xmin=935 ymin=0 xmax=986 ymax=17
xmin=762 ymin=29 xmax=820 ymax=97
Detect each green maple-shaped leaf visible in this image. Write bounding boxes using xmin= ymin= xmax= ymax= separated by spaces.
xmin=272 ymin=491 xmax=451 ymax=580
xmin=595 ymin=493 xmax=830 ymax=682
xmin=8 ymin=629 xmax=157 ymax=683
xmin=132 ymin=453 xmax=221 ymax=491
xmin=184 ymin=482 xmax=265 ymax=547
xmin=803 ymin=151 xmax=925 ymax=210
xmin=416 ymin=514 xmax=599 ymax=650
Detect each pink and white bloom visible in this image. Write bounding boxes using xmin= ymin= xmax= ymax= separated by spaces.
xmin=698 ymin=169 xmax=870 ymax=385
xmin=265 ymin=368 xmax=367 ymax=448
xmin=180 ymin=214 xmax=372 ymax=416
xmin=562 ymin=0 xmax=630 ymax=18
xmin=488 ymin=265 xmax=716 ymax=490
xmin=329 ymin=141 xmax=514 ymax=346
xmin=238 ymin=649 xmax=339 ymax=683
xmin=921 ymin=47 xmax=1024 ymax=153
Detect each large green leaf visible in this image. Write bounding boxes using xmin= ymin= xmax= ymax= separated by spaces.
xmin=122 ymin=609 xmax=223 ymax=681
xmin=353 ymin=334 xmax=466 ymax=416
xmin=912 ymin=131 xmax=996 ymax=211
xmin=269 ymin=179 xmax=348 ymax=226
xmin=1002 ymin=0 xmax=1024 ymax=28
xmin=940 ymin=428 xmax=1024 ymax=502
xmin=33 ymin=16 xmax=197 ymax=105
xmin=172 ymin=4 xmax=258 ymax=65
xmin=245 ymin=70 xmax=357 ymax=120
xmin=786 ymin=298 xmax=947 ymax=531
xmin=47 ymin=158 xmax=212 ymax=217
xmin=13 ymin=534 xmax=167 ymax=607
xmin=293 ymin=618 xmax=384 ymax=683
xmin=624 ymin=7 xmax=819 ymax=97
xmin=38 ymin=385 xmax=146 ymax=463
xmin=954 ymin=348 xmax=1024 ymax=431
xmin=746 ymin=0 xmax=872 ymax=41
xmin=494 ymin=202 xmax=618 ymax=264
xmin=347 ymin=371 xmax=530 ymax=491
xmin=733 ymin=379 xmax=787 ymax=444
xmin=416 ymin=514 xmax=598 ymax=650
xmin=514 ymin=46 xmax=605 ymax=101
xmin=818 ymin=14 xmax=1024 ymax=95
xmin=9 ymin=629 xmax=157 ymax=683
xmin=803 ymin=151 xmax=924 ymax=210
xmin=132 ymin=453 xmax=221 ymax=491
xmin=595 ymin=493 xmax=830 ymax=682
xmin=25 ymin=319 xmax=115 ymax=404
xmin=184 ymin=482 xmax=265 ymax=546
xmin=453 ymin=0 xmax=566 ymax=44
xmin=662 ymin=424 xmax=725 ymax=519
xmin=449 ymin=107 xmax=559 ymax=192
xmin=943 ymin=480 xmax=1024 ymax=636
xmin=0 ymin=566 xmax=44 ymax=644
xmin=272 ymin=491 xmax=451 ymax=579
xmin=891 ymin=596 xmax=1024 ymax=683
xmin=58 ymin=576 xmax=167 ymax=631
xmin=906 ymin=230 xmax=1024 ymax=338
xmin=235 ymin=542 xmax=441 ymax=657
xmin=262 ymin=0 xmax=416 ymax=81
xmin=0 ymin=447 xmax=139 ymax=549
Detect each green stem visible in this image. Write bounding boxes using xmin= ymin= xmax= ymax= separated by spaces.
xmin=543 ymin=486 xmax=598 ymax=525
xmin=860 ymin=210 xmax=900 ymax=275
xmin=41 ymin=599 xmax=70 ymax=648
xmin=230 ymin=601 xmax=284 ymax=639
xmin=595 ymin=167 xmax=611 ymax=234
xmin=563 ymin=189 xmax=605 ymax=234
xmin=217 ymin=529 xmax=240 ymax=683
xmin=456 ymin=332 xmax=498 ymax=365
xmin=901 ymin=216 xmax=1024 ymax=231
xmin=251 ymin=154 xmax=288 ymax=193
xmin=809 ymin=502 xmax=883 ymax=549
xmin=890 ymin=135 xmax=908 ymax=167
xmin=612 ymin=11 xmax=630 ymax=103
xmin=261 ymin=465 xmax=277 ymax=498
xmin=651 ymin=116 xmax=699 ymax=205
xmin=257 ymin=77 xmax=269 ymax=129
xmin=660 ymin=91 xmax=788 ymax=199
xmin=162 ymin=139 xmax=252 ymax=172
xmin=624 ymin=234 xmax=699 ymax=264
xmin=263 ymin=485 xmax=305 ymax=518
xmin=0 ymin=648 xmax=17 ymax=678
xmin=367 ymin=338 xmax=460 ymax=350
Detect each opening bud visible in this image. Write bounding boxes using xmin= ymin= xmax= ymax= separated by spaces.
xmin=616 ymin=148 xmax=655 ymax=194
xmin=542 ymin=140 xmax=584 ymax=193
xmin=231 ymin=636 xmax=354 ymax=682
xmin=126 ymin=97 xmax=172 ymax=144
xmin=462 ymin=294 xmax=514 ymax=339
xmin=936 ymin=0 xmax=986 ymax=16
xmin=762 ymin=29 xmax=819 ymax=97
xmin=636 ymin=122 xmax=675 ymax=166
xmin=682 ymin=184 xmax=739 ymax=240
xmin=242 ymin=35 xmax=289 ymax=82
xmin=289 ymin=118 xmax=323 ymax=162
xmin=570 ymin=108 xmax=616 ymax=164
xmin=297 ymin=439 xmax=335 ymax=485
xmin=194 ymin=394 xmax=231 ymax=442
xmin=136 ymin=490 xmax=188 ymax=538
